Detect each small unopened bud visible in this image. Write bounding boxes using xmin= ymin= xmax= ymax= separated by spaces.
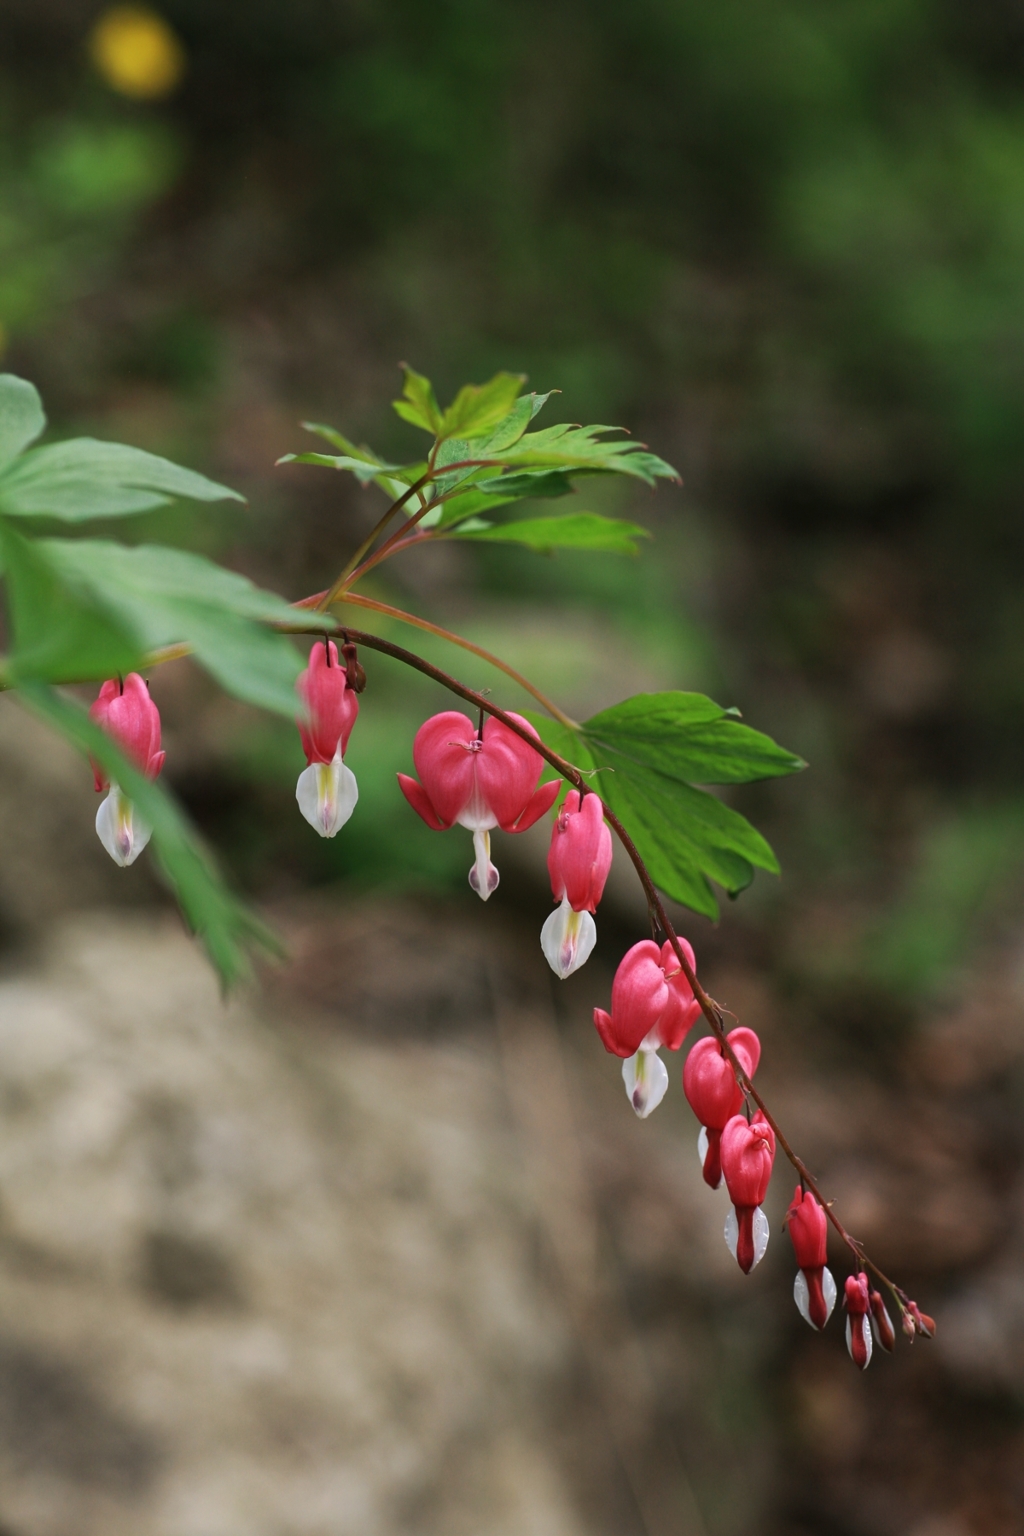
xmin=869 ymin=1289 xmax=896 ymax=1352
xmin=341 ymin=642 xmax=367 ymax=693
xmin=907 ymin=1300 xmax=936 ymax=1339
xmin=902 ymin=1309 xmax=918 ymax=1340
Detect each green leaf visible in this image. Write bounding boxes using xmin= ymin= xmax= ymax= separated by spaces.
xmin=496 ymin=423 xmax=680 ymax=485
xmin=439 ymin=372 xmax=527 ymax=442
xmin=18 ymin=683 xmax=279 ymax=987
xmin=475 ymin=469 xmax=575 ymax=500
xmin=584 ymin=692 xmax=807 ymax=782
xmin=0 ymin=375 xmax=46 ymax=469
xmin=392 ymin=365 xmax=443 ymax=435
xmin=474 ymin=391 xmax=555 ymax=453
xmin=0 ymin=527 xmax=330 ymax=715
xmin=0 ymin=438 xmax=243 ymax=521
xmin=277 ymin=450 xmax=406 ymax=487
xmin=524 ymin=691 xmax=803 ymax=918
xmin=450 ymin=512 xmax=651 ymax=554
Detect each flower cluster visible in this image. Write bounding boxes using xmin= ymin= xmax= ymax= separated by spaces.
xmin=86 ymin=666 xmax=932 ymax=1365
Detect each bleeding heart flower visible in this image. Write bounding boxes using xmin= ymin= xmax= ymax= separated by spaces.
xmin=295 ymin=639 xmax=360 ymax=837
xmin=596 ymin=935 xmax=704 ymax=1119
xmin=90 ymin=674 xmax=165 ymax=866
xmin=397 ymin=710 xmax=559 ymax=900
xmin=721 ymin=1113 xmax=776 ymax=1273
xmin=683 ymin=1027 xmax=761 ymax=1188
xmin=541 ymin=790 xmax=613 ymax=978
xmin=845 ymin=1272 xmax=873 ymax=1369
xmin=786 ymin=1184 xmax=837 ymax=1330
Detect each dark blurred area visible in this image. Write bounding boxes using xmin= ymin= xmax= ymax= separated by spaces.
xmin=1 ymin=2 xmax=1024 ymax=1533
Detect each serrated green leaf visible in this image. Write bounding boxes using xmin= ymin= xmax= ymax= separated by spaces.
xmin=524 ymin=689 xmax=801 ymax=918
xmin=450 ymin=512 xmax=651 ymax=554
xmin=439 ymin=372 xmax=527 ymax=442
xmin=392 ymin=365 xmax=443 ymax=435
xmin=277 ymin=451 xmax=405 ymax=486
xmin=0 ymin=375 xmax=46 ymax=468
xmin=0 ymin=438 xmax=243 ymax=521
xmin=0 ymin=527 xmax=329 ymax=715
xmin=497 ymin=423 xmax=680 ymax=485
xmin=584 ymin=692 xmax=807 ymax=782
xmin=18 ymin=682 xmax=280 ymax=987
xmin=474 ymin=391 xmax=555 ymax=453
xmin=475 ymin=470 xmax=576 ymax=500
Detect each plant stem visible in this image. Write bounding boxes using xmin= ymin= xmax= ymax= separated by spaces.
xmin=296 ymin=590 xmax=578 ymax=728
xmin=318 ymin=471 xmax=431 ymax=611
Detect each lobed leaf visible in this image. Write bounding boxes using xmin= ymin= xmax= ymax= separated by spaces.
xmin=524 ymin=691 xmax=803 ymax=918
xmin=438 ymin=372 xmax=527 ymax=441
xmin=18 ymin=683 xmax=280 ymax=987
xmin=449 ymin=512 xmax=651 ymax=554
xmin=0 ymin=375 xmax=46 ymax=469
xmin=0 ymin=438 xmax=243 ymax=521
xmin=392 ymin=365 xmax=443 ymax=434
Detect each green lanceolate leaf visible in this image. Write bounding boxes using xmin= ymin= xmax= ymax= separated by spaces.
xmin=0 ymin=526 xmax=331 ymax=715
xmin=524 ymin=692 xmax=804 ymax=919
xmin=438 ymin=372 xmax=527 ymax=442
xmin=0 ymin=375 xmax=46 ymax=469
xmin=277 ymin=450 xmax=407 ymax=487
xmin=392 ymin=365 xmax=443 ymax=435
xmin=449 ymin=512 xmax=651 ymax=554
xmin=0 ymin=438 xmax=243 ymax=521
xmin=18 ymin=683 xmax=280 ymax=987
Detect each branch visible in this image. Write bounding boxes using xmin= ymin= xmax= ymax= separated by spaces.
xmin=338 ymin=623 xmax=917 ymax=1318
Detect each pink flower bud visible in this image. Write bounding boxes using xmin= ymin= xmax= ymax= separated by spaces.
xmin=90 ymin=674 xmax=165 ymax=791
xmin=398 ymin=710 xmax=559 ymax=901
xmin=547 ymin=790 xmax=612 ymax=913
xmin=296 ymin=640 xmax=359 ymax=765
xmin=721 ymin=1114 xmax=776 ymax=1273
xmin=593 ymin=941 xmax=669 ymax=1058
xmin=786 ymin=1186 xmax=836 ymax=1330
xmin=89 ymin=675 xmax=165 ymax=867
xmin=844 ymin=1272 xmax=873 ymax=1369
xmin=654 ymin=938 xmax=702 ymax=1049
xmin=869 ymin=1289 xmax=896 ymax=1352
xmin=683 ymin=1028 xmax=761 ymax=1187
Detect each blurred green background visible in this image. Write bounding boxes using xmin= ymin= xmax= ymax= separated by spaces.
xmin=3 ymin=3 xmax=1024 ymax=1531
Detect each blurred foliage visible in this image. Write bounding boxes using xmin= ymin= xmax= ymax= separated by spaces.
xmin=0 ymin=0 xmax=1023 ymax=999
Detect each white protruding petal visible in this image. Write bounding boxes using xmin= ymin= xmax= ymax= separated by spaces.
xmin=468 ymin=827 xmax=499 ymax=900
xmin=751 ymin=1205 xmax=770 ymax=1268
xmin=95 ymin=784 xmax=150 ymax=867
xmin=724 ymin=1205 xmax=770 ymax=1269
xmin=822 ymin=1266 xmax=837 ymax=1322
xmin=541 ymin=896 xmax=597 ymax=979
xmin=793 ymin=1269 xmax=815 ymax=1328
xmin=846 ymin=1313 xmax=873 ymax=1368
xmin=296 ymin=749 xmax=358 ymax=838
xmin=622 ymin=1047 xmax=669 ymax=1119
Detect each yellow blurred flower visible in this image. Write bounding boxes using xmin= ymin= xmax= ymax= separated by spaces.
xmin=88 ymin=6 xmax=185 ymax=100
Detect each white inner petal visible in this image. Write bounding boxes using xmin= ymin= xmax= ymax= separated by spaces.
xmin=751 ymin=1205 xmax=770 ymax=1268
xmin=822 ymin=1266 xmax=837 ymax=1322
xmin=794 ymin=1268 xmax=813 ymax=1327
xmin=540 ymin=897 xmax=597 ymax=979
xmin=846 ymin=1313 xmax=873 ymax=1368
xmin=724 ymin=1206 xmax=738 ymax=1260
xmin=621 ymin=1047 xmax=669 ymax=1119
xmin=468 ymin=828 xmax=499 ymax=901
xmin=296 ymin=750 xmax=358 ymax=838
xmin=95 ymin=784 xmax=150 ymax=867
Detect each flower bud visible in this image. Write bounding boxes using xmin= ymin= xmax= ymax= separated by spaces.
xmin=869 ymin=1289 xmax=896 ymax=1352
xmin=906 ymin=1300 xmax=936 ymax=1339
xmin=786 ymin=1185 xmax=836 ymax=1330
xmin=683 ymin=1028 xmax=761 ymax=1188
xmin=90 ymin=674 xmax=165 ymax=866
xmin=547 ymin=790 xmax=612 ymax=913
xmin=295 ymin=640 xmax=360 ymax=838
xmin=593 ymin=941 xmax=669 ymax=1058
xmin=844 ymin=1272 xmax=873 ymax=1370
xmin=721 ymin=1114 xmax=776 ymax=1273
